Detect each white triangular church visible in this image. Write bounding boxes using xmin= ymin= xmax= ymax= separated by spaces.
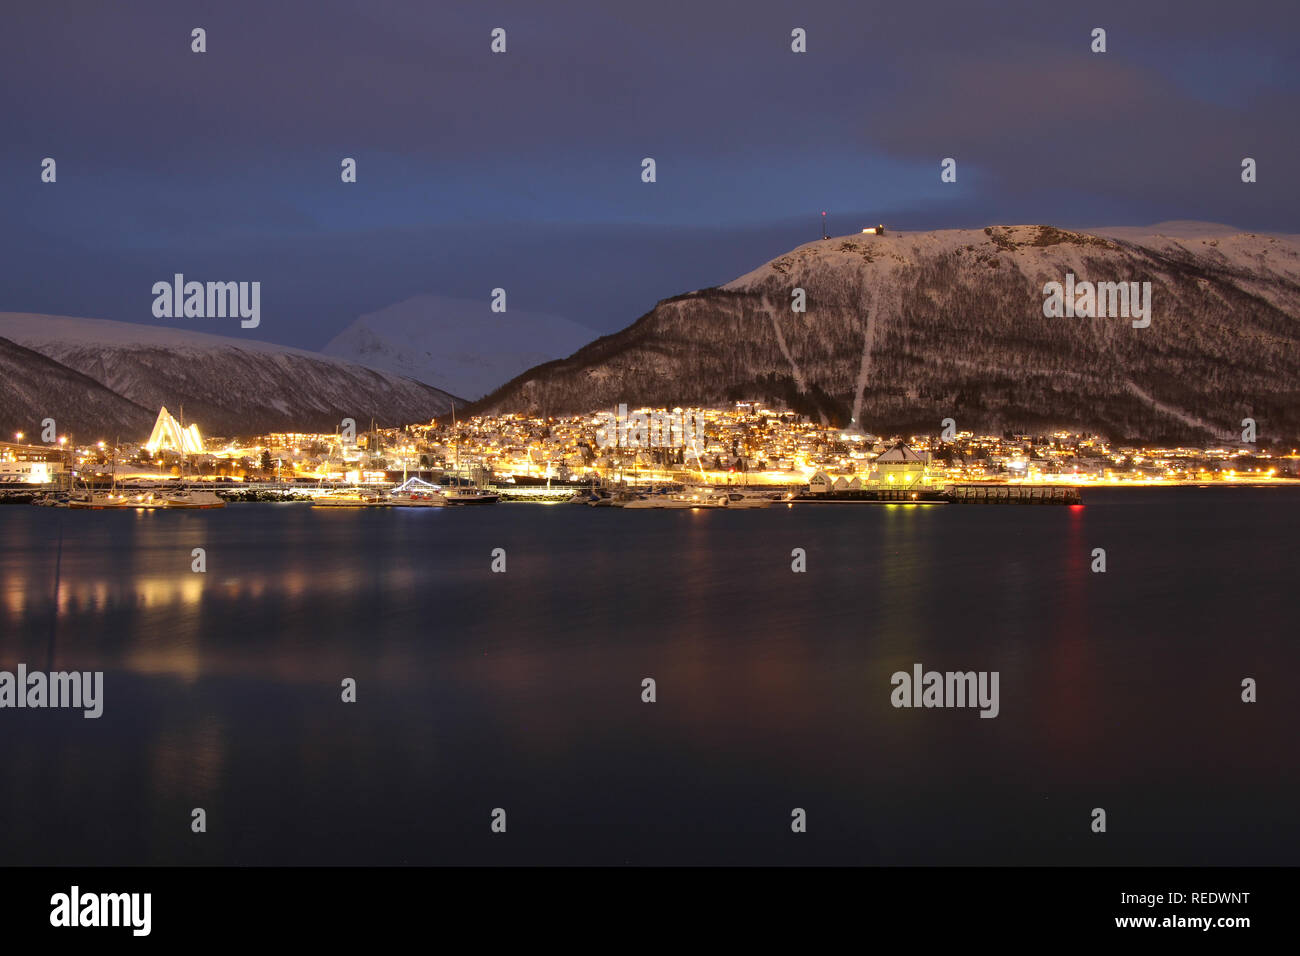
xmin=145 ymin=406 xmax=204 ymax=455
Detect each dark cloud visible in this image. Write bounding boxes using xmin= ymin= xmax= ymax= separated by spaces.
xmin=1 ymin=0 xmax=1295 ymax=348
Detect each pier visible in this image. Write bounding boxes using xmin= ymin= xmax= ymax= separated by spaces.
xmin=793 ymin=488 xmax=948 ymax=503
xmin=945 ymin=484 xmax=1082 ymax=505
xmin=791 ymin=483 xmax=1083 ymax=505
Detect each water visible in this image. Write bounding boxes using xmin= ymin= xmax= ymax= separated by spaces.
xmin=0 ymin=488 xmax=1295 ymax=865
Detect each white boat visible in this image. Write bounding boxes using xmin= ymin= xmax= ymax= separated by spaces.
xmin=718 ymin=491 xmax=773 ymax=509
xmin=69 ymin=491 xmax=168 ymax=510
xmin=160 ymin=489 xmax=226 ymax=509
xmin=624 ymin=491 xmax=725 ymax=509
xmin=388 ymin=490 xmax=446 ymax=507
xmin=620 ymin=495 xmax=662 ymax=509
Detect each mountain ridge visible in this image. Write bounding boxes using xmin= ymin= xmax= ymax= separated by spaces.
xmin=467 ymin=224 xmax=1300 ymax=443
xmin=0 ymin=312 xmax=463 ymax=438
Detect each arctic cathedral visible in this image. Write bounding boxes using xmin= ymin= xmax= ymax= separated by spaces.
xmin=144 ymin=406 xmax=204 ymax=456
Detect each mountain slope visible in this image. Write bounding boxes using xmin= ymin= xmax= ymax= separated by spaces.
xmin=0 ymin=313 xmax=462 ymax=437
xmin=0 ymin=335 xmax=155 ymax=439
xmin=322 ymin=294 xmax=594 ymax=400
xmin=469 ymin=225 xmax=1300 ymax=442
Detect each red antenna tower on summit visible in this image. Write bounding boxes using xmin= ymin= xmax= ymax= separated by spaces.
xmin=821 ymin=211 xmax=828 ymax=240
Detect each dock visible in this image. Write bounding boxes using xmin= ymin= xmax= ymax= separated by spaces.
xmin=946 ymin=484 xmax=1082 ymax=505
xmin=792 ymin=488 xmax=948 ymax=503
xmin=792 ymin=484 xmax=1083 ymax=505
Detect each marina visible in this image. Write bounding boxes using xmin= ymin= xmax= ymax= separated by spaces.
xmin=0 ymin=476 xmax=1109 ymax=510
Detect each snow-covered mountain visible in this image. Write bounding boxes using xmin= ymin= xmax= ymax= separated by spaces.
xmin=0 ymin=335 xmax=155 ymax=439
xmin=468 ymin=224 xmax=1300 ymax=443
xmin=0 ymin=313 xmax=461 ymax=437
xmin=322 ymin=294 xmax=596 ymax=400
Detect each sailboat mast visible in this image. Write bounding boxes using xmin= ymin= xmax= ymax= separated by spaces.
xmin=451 ymin=404 xmax=459 ymax=485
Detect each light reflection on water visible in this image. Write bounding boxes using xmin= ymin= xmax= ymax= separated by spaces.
xmin=0 ymin=490 xmax=1295 ymax=865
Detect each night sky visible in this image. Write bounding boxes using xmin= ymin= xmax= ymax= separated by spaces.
xmin=2 ymin=0 xmax=1296 ymax=349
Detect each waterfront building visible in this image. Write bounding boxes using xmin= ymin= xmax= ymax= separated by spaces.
xmin=0 ymin=443 xmax=65 ymax=484
xmin=869 ymin=443 xmax=928 ymax=488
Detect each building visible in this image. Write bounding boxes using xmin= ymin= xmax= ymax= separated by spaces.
xmin=0 ymin=443 xmax=65 ymax=484
xmin=145 ymin=406 xmax=204 ymax=456
xmin=809 ymin=470 xmax=833 ymax=494
xmin=869 ymin=443 xmax=928 ymax=488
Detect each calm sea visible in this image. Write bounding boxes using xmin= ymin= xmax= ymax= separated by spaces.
xmin=0 ymin=488 xmax=1295 ymax=865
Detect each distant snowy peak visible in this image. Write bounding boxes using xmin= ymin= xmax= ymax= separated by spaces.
xmin=322 ymin=294 xmax=596 ymax=400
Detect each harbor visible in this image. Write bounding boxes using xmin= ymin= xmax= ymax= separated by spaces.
xmin=2 ymin=473 xmax=1090 ymax=509
xmin=9 ymin=405 xmax=1299 ymax=512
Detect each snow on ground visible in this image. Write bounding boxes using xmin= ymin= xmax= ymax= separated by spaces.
xmin=0 ymin=312 xmax=364 ymax=365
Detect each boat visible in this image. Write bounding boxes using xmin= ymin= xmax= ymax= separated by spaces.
xmin=66 ymin=441 xmax=163 ymax=508
xmin=388 ymin=489 xmax=446 ymax=507
xmin=160 ymin=489 xmax=226 ymax=509
xmin=69 ymin=490 xmax=168 ymax=510
xmin=443 ymin=488 xmax=500 ymax=506
xmin=624 ymin=491 xmax=725 ymax=509
xmin=440 ymin=404 xmax=501 ymax=505
xmin=621 ymin=494 xmax=673 ymax=509
xmin=718 ymin=491 xmax=773 ymax=509
xmin=585 ymin=488 xmax=640 ymax=507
